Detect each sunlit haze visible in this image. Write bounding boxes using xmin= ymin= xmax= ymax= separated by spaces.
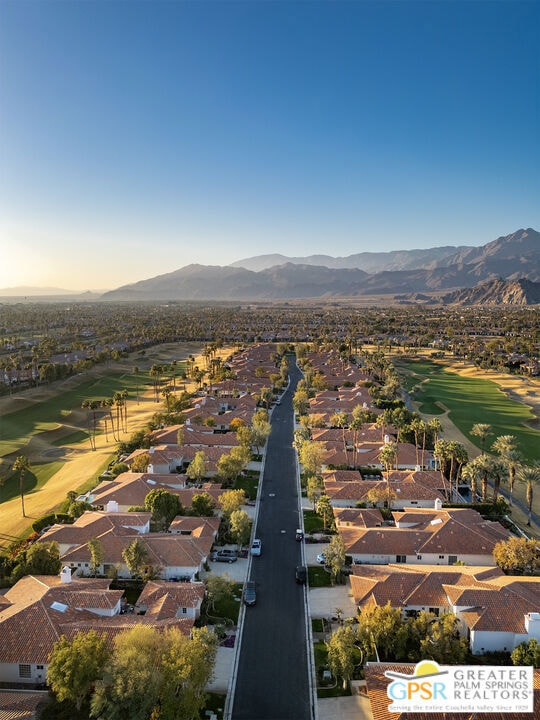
xmin=1 ymin=1 xmax=538 ymax=291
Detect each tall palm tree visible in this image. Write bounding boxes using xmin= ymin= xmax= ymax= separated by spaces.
xmin=446 ymin=441 xmax=468 ymax=501
xmin=471 ymin=423 xmax=492 ymax=455
xmin=461 ymin=458 xmax=483 ymax=504
xmin=378 ymin=441 xmax=398 ymax=481
xmin=434 ymin=439 xmax=451 ymax=501
xmin=491 ymin=435 xmax=522 ymax=505
xmin=13 ymin=455 xmax=30 ymax=517
xmin=81 ymin=399 xmax=96 ymax=451
xmin=517 ymin=464 xmax=540 ymax=526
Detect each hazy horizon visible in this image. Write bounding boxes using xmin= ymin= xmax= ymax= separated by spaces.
xmin=1 ymin=1 xmax=539 ymax=291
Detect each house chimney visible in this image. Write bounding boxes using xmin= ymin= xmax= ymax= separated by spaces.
xmin=525 ymin=613 xmax=540 ymax=639
xmin=60 ymin=566 xmax=72 ymax=584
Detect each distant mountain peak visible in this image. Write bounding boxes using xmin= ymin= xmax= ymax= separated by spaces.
xmin=98 ymin=227 xmax=540 ymax=303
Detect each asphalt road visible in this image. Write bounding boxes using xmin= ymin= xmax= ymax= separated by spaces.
xmin=230 ymin=360 xmax=314 ymax=720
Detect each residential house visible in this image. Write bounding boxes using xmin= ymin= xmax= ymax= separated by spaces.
xmin=136 ymin=580 xmax=206 ymax=620
xmin=336 ymin=507 xmax=511 ymax=566
xmin=0 ymin=569 xmax=195 ymax=687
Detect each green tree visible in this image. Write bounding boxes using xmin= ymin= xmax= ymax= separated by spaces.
xmin=26 ymin=541 xmax=61 ymax=575
xmin=324 ymin=534 xmax=346 ymax=584
xmin=90 ymin=625 xmax=164 ymax=720
xmin=159 ymin=626 xmax=218 ymax=720
xmin=306 ymin=475 xmax=324 ymax=510
xmin=144 ymin=488 xmax=182 ymax=529
xmin=511 ymin=639 xmax=540 ymax=668
xmin=517 ymin=464 xmax=540 ymax=526
xmin=491 ymin=435 xmax=521 ymax=504
xmin=132 ymin=451 xmax=151 ymax=473
xmin=356 ymin=603 xmax=405 ymax=662
xmin=13 ymin=455 xmax=30 ymax=517
xmin=419 ymin=613 xmax=468 ymax=664
xmin=47 ymin=630 xmax=110 ymax=711
xmin=316 ymin=494 xmax=334 ymax=532
xmin=230 ymin=509 xmax=251 ymax=548
xmin=366 ymin=484 xmax=398 ymax=509
xmin=378 ymin=441 xmax=398 ymax=479
xmin=110 ymin=462 xmax=130 ymax=477
xmin=461 ymin=457 xmax=483 ymax=503
xmin=292 ymin=387 xmax=310 ymax=416
xmin=251 ymin=409 xmax=271 ymax=452
xmin=326 ymin=624 xmax=360 ymax=690
xmin=299 ymin=440 xmax=324 ymax=478
xmin=235 ymin=424 xmax=254 ymax=449
xmin=88 ymin=538 xmax=104 ymax=577
xmin=122 ymin=538 xmax=154 ymax=580
xmin=218 ymin=488 xmax=246 ymax=517
xmin=204 ymin=574 xmax=235 ymax=613
xmin=191 ymin=492 xmax=216 ymax=517
xmin=471 ymin=422 xmax=492 ymax=455
xmin=186 ymin=450 xmax=208 ymax=483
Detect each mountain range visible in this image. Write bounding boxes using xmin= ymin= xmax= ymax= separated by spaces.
xmin=99 ymin=227 xmax=540 ymax=304
xmin=2 ymin=228 xmax=539 ymax=305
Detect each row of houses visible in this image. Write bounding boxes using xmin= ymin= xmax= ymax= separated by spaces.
xmin=295 ymin=349 xmax=540 ymax=664
xmin=0 ymin=343 xmax=287 ymax=699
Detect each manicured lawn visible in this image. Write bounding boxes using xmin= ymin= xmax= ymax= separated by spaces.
xmin=303 ymin=509 xmax=326 ymax=533
xmin=201 ymin=693 xmax=225 ymax=719
xmin=308 ymin=566 xmax=333 ymax=588
xmin=0 ymin=370 xmax=153 ymax=457
xmin=234 ymin=472 xmax=260 ymax=501
xmin=199 ymin=582 xmax=242 ymax=627
xmin=396 ymin=359 xmax=540 ymax=462
xmin=313 ymin=640 xmax=350 ymax=698
xmin=1 ymin=460 xmax=64 ymax=504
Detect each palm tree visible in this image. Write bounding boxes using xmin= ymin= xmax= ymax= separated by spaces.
xmin=81 ymin=399 xmax=96 ymax=451
xmin=461 ymin=458 xmax=483 ymax=504
xmin=378 ymin=441 xmax=398 ymax=481
xmin=517 ymin=464 xmax=540 ymax=526
xmin=471 ymin=423 xmax=492 ymax=455
xmin=434 ymin=439 xmax=451 ymax=501
xmin=490 ymin=459 xmax=508 ymax=503
xmin=446 ymin=441 xmax=468 ymax=501
xmin=13 ymin=455 xmax=30 ymax=517
xmin=491 ymin=435 xmax=522 ymax=505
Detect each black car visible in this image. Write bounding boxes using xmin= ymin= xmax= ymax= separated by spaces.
xmin=243 ymin=581 xmax=257 ymax=606
xmin=295 ymin=565 xmax=307 ymax=584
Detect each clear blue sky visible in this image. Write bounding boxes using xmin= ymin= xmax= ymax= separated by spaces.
xmin=1 ymin=0 xmax=539 ymax=291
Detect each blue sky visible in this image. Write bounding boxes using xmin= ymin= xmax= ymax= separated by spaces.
xmin=1 ymin=0 xmax=539 ymax=291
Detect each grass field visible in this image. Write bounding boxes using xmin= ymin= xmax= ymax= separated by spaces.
xmin=0 ymin=343 xmax=208 ymax=543
xmin=394 ymin=356 xmax=539 ymax=533
xmin=0 ymin=370 xmax=156 ymax=455
xmin=396 ymin=358 xmax=540 ymax=461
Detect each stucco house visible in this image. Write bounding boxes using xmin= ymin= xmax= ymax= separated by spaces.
xmin=0 ymin=568 xmax=197 ymax=687
xmin=337 ymin=507 xmax=511 ymax=566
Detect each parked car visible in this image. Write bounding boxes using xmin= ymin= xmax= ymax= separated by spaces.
xmin=295 ymin=528 xmax=304 ymax=541
xmin=243 ymin=581 xmax=257 ymax=606
xmin=211 ymin=549 xmax=238 ymax=563
xmin=316 ymin=552 xmax=327 ymax=565
xmin=251 ymin=539 xmax=262 ymax=556
xmin=295 ymin=565 xmax=307 ymax=584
